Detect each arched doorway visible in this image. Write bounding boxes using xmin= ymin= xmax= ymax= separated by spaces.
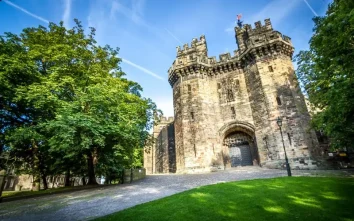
xmin=219 ymin=121 xmax=259 ymax=167
xmin=224 ymin=132 xmax=253 ymax=167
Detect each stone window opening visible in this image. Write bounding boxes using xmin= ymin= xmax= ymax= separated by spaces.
xmin=276 ymin=96 xmax=282 ymax=105
xmin=268 ymin=66 xmax=274 ymax=72
xmin=217 ymin=83 xmax=221 ymax=89
xmin=287 ymin=133 xmax=292 ymax=145
xmin=193 ymin=144 xmax=197 ymax=157
xmin=231 ymin=107 xmax=236 ymax=118
xmin=227 ymin=89 xmax=234 ymax=102
xmin=235 ymin=79 xmax=240 ymax=91
xmin=187 ymin=84 xmax=191 ymax=94
xmin=236 ymin=79 xmax=240 ymax=87
xmin=191 ymin=112 xmax=195 ymax=121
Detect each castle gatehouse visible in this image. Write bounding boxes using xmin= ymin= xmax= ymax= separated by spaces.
xmin=144 ymin=18 xmax=326 ymax=174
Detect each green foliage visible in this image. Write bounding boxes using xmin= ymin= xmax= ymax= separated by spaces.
xmin=0 ymin=20 xmax=161 ymax=186
xmin=295 ymin=0 xmax=354 ymax=150
xmin=96 ymin=177 xmax=354 ymax=221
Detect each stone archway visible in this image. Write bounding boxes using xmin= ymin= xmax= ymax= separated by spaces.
xmin=219 ymin=121 xmax=260 ymax=168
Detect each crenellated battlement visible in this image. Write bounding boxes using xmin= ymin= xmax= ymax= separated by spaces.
xmin=176 ymin=35 xmax=207 ymax=57
xmin=153 ymin=116 xmax=174 ymax=135
xmin=235 ymin=18 xmax=273 ymax=36
xmin=235 ymin=18 xmax=293 ymax=53
xmin=168 ymin=18 xmax=295 ymax=87
xmin=158 ymin=116 xmax=174 ymax=124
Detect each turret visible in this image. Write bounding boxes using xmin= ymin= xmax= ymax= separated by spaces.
xmin=234 ymin=18 xmax=293 ymax=57
xmin=176 ymin=35 xmax=207 ymax=58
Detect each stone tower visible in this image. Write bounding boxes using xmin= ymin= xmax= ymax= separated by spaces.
xmin=144 ymin=116 xmax=175 ymax=174
xmin=149 ymin=18 xmax=324 ymax=174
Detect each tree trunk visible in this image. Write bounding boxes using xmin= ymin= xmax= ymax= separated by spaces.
xmin=81 ymin=176 xmax=86 ymax=186
xmin=31 ymin=140 xmax=40 ymax=191
xmin=38 ymin=159 xmax=48 ymax=190
xmin=64 ymin=169 xmax=71 ymax=187
xmin=52 ymin=176 xmax=56 ymax=188
xmin=87 ymin=151 xmax=98 ymax=185
xmin=41 ymin=174 xmax=48 ymax=190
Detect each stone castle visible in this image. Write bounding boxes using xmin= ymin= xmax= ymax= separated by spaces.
xmin=144 ymin=18 xmax=326 ymax=174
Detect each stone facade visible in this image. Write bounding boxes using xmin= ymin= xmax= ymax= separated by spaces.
xmin=144 ymin=18 xmax=327 ymax=174
xmin=144 ymin=117 xmax=176 ymax=174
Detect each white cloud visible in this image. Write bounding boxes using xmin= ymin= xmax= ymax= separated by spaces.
xmin=250 ymin=0 xmax=301 ymax=27
xmin=62 ymin=0 xmax=72 ymax=27
xmin=3 ymin=0 xmax=49 ymax=24
xmin=131 ymin=0 xmax=146 ymax=24
xmin=122 ymin=58 xmax=164 ymax=80
xmin=110 ymin=0 xmax=148 ymax=28
xmin=109 ymin=0 xmax=173 ymax=44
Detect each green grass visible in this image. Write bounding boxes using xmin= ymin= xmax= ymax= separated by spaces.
xmin=96 ymin=177 xmax=354 ymax=221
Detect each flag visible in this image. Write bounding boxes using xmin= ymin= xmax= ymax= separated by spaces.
xmin=237 ymin=14 xmax=242 ymax=20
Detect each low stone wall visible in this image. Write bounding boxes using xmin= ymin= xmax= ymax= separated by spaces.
xmin=0 ymin=171 xmax=6 ymax=201
xmin=262 ymin=157 xmax=332 ymax=170
xmin=2 ymin=174 xmax=106 ymax=192
xmin=123 ymin=168 xmax=146 ymax=183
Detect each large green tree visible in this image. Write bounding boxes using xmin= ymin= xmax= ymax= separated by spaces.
xmin=0 ymin=20 xmax=160 ymax=188
xmin=295 ymin=0 xmax=354 ymax=150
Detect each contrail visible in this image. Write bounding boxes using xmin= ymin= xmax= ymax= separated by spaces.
xmin=122 ymin=58 xmax=164 ymax=80
xmin=165 ymin=28 xmax=183 ymax=45
xmin=303 ymin=0 xmax=318 ymax=16
xmin=2 ymin=0 xmax=50 ymax=24
xmin=62 ymin=0 xmax=72 ymax=27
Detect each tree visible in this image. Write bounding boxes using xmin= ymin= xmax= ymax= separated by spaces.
xmin=295 ymin=0 xmax=354 ymax=150
xmin=0 ymin=19 xmax=161 ymax=188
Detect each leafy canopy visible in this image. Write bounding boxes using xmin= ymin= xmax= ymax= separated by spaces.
xmin=295 ymin=0 xmax=354 ymax=150
xmin=0 ymin=19 xmax=161 ymax=185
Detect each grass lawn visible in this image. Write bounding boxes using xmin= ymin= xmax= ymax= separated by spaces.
xmin=97 ymin=177 xmax=354 ymax=221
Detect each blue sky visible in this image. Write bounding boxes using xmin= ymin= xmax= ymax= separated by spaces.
xmin=0 ymin=0 xmax=331 ymax=117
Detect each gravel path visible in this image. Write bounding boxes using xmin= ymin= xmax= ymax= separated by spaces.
xmin=0 ymin=167 xmax=352 ymax=221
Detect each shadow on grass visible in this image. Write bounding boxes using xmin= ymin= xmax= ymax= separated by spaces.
xmin=96 ymin=177 xmax=354 ymax=221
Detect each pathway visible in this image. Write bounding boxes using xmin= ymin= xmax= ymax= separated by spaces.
xmin=0 ymin=167 xmax=352 ymax=221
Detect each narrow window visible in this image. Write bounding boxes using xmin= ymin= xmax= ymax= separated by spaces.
xmin=287 ymin=133 xmax=292 ymax=145
xmin=227 ymin=89 xmax=234 ymax=101
xmin=187 ymin=84 xmax=191 ymax=93
xmin=276 ymin=96 xmax=282 ymax=105
xmin=268 ymin=66 xmax=274 ymax=72
xmin=236 ymin=79 xmax=240 ymax=87
xmin=231 ymin=107 xmax=236 ymax=115
xmin=191 ymin=112 xmax=194 ymax=120
xmin=217 ymin=83 xmax=221 ymax=89
xmin=193 ymin=144 xmax=197 ymax=157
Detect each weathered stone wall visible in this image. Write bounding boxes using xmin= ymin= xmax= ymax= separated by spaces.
xmin=171 ymin=66 xmax=256 ymax=173
xmin=1 ymin=174 xmax=101 ymax=192
xmin=0 ymin=171 xmax=5 ymax=200
xmin=144 ymin=117 xmax=175 ymax=174
xmin=123 ymin=168 xmax=146 ymax=183
xmin=159 ymin=18 xmax=328 ymax=173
